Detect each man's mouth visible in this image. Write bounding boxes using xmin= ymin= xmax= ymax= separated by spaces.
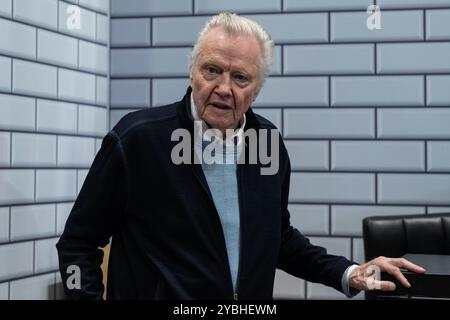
xmin=209 ymin=102 xmax=231 ymax=110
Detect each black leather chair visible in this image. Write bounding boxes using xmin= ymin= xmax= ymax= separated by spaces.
xmin=362 ymin=213 xmax=450 ymax=299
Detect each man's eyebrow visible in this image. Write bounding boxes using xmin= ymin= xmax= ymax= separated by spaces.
xmin=200 ymin=56 xmax=255 ymax=75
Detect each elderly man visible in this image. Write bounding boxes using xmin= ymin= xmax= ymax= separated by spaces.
xmin=57 ymin=13 xmax=424 ymax=300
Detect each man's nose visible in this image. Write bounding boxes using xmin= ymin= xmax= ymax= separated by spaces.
xmin=214 ymin=74 xmax=232 ymax=97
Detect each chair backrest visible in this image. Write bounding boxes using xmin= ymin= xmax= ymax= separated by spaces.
xmin=363 ymin=213 xmax=450 ymax=261
xmin=362 ymin=213 xmax=450 ymax=299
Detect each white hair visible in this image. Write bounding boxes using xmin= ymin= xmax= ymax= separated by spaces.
xmin=190 ymin=12 xmax=274 ymax=90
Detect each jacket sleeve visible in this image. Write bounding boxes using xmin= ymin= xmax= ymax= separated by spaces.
xmin=276 ymin=140 xmax=354 ymax=293
xmin=56 ymin=131 xmax=129 ymax=299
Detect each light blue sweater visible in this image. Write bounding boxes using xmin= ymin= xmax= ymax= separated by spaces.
xmin=199 ymin=140 xmax=241 ymax=292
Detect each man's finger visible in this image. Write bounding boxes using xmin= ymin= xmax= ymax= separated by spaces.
xmin=370 ymin=280 xmax=396 ymax=291
xmin=383 ymin=263 xmax=411 ymax=288
xmin=390 ymin=258 xmax=426 ymax=273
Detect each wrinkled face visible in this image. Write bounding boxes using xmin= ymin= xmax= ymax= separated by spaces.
xmin=190 ymin=27 xmax=261 ymax=132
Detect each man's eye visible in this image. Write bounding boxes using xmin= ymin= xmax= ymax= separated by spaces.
xmin=234 ymin=74 xmax=248 ymax=82
xmin=206 ymin=66 xmax=218 ymax=74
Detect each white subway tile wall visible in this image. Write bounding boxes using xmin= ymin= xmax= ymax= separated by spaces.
xmin=0 ymin=0 xmax=109 ymax=299
xmin=110 ymin=0 xmax=450 ymax=300
xmin=0 ymin=0 xmax=12 ymax=18
xmin=9 ymin=273 xmax=56 ymax=300
xmin=34 ymin=238 xmax=59 ymax=273
xmin=10 ymin=204 xmax=56 ymax=241
xmin=56 ymin=202 xmax=74 ymax=235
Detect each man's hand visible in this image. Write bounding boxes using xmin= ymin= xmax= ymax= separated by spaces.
xmin=349 ymin=256 xmax=426 ymax=291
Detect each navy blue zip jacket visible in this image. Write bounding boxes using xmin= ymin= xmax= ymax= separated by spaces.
xmin=56 ymin=87 xmax=354 ymax=300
